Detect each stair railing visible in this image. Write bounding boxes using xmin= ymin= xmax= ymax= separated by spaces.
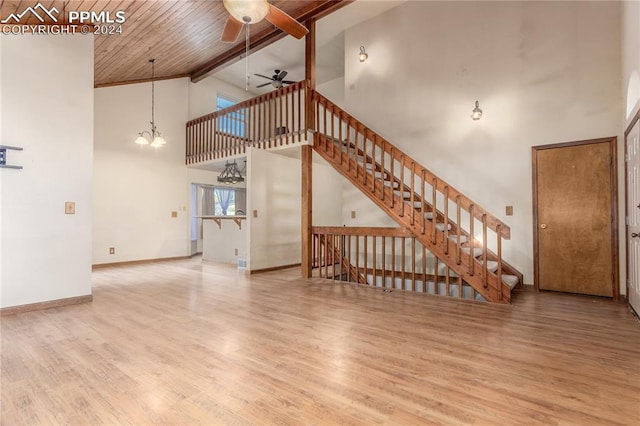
xmin=312 ymin=226 xmax=486 ymax=301
xmin=311 ymin=91 xmax=521 ymax=302
xmin=186 ymin=81 xmax=307 ymax=164
xmin=313 ymin=231 xmax=367 ymax=285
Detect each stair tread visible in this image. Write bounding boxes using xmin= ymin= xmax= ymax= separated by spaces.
xmin=480 ymin=260 xmax=499 ymax=273
xmin=502 ymin=274 xmax=519 ymax=289
xmin=448 ymin=235 xmax=468 ymax=243
xmin=461 ymin=247 xmax=483 ymax=258
xmin=435 ymin=223 xmax=451 ymax=232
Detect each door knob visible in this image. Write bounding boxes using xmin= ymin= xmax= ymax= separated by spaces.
xmin=632 ymin=233 xmax=640 ymax=238
xmin=540 ymin=224 xmax=548 ymax=229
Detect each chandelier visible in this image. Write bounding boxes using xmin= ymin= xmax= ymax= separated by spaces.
xmin=134 ymin=59 xmax=167 ymax=147
xmin=217 ymin=161 xmax=245 ymax=184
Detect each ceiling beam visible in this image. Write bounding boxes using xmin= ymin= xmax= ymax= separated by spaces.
xmin=94 ymin=74 xmax=191 ymax=89
xmin=189 ymin=0 xmax=353 ymax=83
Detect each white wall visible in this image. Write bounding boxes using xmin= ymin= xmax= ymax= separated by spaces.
xmin=246 ymin=148 xmax=343 ymax=270
xmin=0 ymin=35 xmax=94 ymax=308
xmin=343 ymin=1 xmax=622 ymax=285
xmin=94 ymin=74 xmax=250 ymax=265
xmin=317 ymin=77 xmax=346 ymax=109
xmin=188 ymin=77 xmax=253 ymax=120
xmin=202 ymin=219 xmax=246 ymax=264
xmin=312 ymin=152 xmax=344 ymax=226
xmin=623 ymin=0 xmax=640 ymax=123
xmin=93 ymin=78 xmax=190 ymax=265
xmin=247 ymin=148 xmax=302 ymax=270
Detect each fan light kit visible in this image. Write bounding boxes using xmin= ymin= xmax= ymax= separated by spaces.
xmin=255 ymin=69 xmax=295 ymax=89
xmin=359 ymin=46 xmax=368 ymax=62
xmin=223 ymin=0 xmax=269 ymax=24
xmin=221 ymin=0 xmax=308 ymax=43
xmin=471 ymin=100 xmax=483 ymax=121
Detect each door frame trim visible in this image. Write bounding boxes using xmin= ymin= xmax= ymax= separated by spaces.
xmin=532 ymin=137 xmax=619 ymax=298
xmin=624 ymin=110 xmax=640 ymax=304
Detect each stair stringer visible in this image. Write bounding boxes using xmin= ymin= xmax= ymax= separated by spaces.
xmin=313 ymin=133 xmax=512 ymax=303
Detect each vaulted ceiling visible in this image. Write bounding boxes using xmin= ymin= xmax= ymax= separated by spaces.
xmin=0 ymin=0 xmax=350 ymax=87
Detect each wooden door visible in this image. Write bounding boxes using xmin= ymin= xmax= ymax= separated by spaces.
xmin=532 ymin=138 xmax=618 ymax=297
xmin=626 ymin=114 xmax=640 ymax=314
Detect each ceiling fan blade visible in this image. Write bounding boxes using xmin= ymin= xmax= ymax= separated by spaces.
xmin=282 ymin=80 xmax=296 ymax=84
xmin=256 ymin=82 xmax=272 ymax=88
xmin=265 ymin=4 xmax=308 ymax=39
xmin=277 ymin=70 xmax=288 ymax=80
xmin=221 ymin=16 xmax=243 ymax=43
xmin=254 ymin=73 xmax=274 ymax=80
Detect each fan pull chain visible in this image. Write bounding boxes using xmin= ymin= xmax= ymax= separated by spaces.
xmin=245 ymin=23 xmax=250 ymax=91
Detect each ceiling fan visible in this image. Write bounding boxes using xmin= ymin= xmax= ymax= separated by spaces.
xmin=254 ymin=69 xmax=295 ymax=88
xmin=221 ymin=0 xmax=309 ymax=43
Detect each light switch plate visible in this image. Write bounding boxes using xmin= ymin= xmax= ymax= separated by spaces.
xmin=506 ymin=206 xmax=513 ymax=216
xmin=65 ymin=202 xmax=75 ymax=214
xmin=351 ymin=211 xmax=356 ymax=219
xmin=253 ymin=210 xmax=258 ymax=218
xmin=171 ymin=211 xmax=178 ymax=218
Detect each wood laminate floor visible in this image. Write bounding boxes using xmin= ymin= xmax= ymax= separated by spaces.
xmin=1 ymin=258 xmax=639 ymax=425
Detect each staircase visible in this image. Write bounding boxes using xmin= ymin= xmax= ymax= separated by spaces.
xmin=310 ymin=91 xmax=522 ymax=303
xmin=184 ymin=81 xmax=523 ymax=303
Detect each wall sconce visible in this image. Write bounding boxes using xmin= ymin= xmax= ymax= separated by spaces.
xmin=358 ymin=46 xmax=368 ymax=62
xmin=471 ymin=100 xmax=483 ymax=121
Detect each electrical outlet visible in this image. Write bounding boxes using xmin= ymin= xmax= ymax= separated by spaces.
xmin=351 ymin=210 xmax=356 ymax=219
xmin=171 ymin=211 xmax=178 ymax=218
xmin=65 ymin=202 xmax=75 ymax=215
xmin=253 ymin=210 xmax=258 ymax=218
xmin=506 ymin=206 xmax=513 ymax=216
xmin=109 ymin=247 xmax=115 ymax=255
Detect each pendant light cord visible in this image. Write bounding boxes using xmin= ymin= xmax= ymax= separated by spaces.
xmin=150 ymin=59 xmax=156 ymax=135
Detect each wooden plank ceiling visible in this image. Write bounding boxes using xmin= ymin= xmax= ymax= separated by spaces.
xmin=0 ymin=0 xmax=349 ymax=87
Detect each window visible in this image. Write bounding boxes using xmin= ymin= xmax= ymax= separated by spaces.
xmin=201 ymin=186 xmax=246 ymax=217
xmin=214 ymin=188 xmax=236 ymax=216
xmin=217 ymin=95 xmax=245 ymax=137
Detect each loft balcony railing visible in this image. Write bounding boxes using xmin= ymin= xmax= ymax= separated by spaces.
xmin=186 ymin=81 xmax=308 ymax=165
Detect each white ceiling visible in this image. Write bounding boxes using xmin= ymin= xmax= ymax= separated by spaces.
xmin=214 ymin=0 xmax=406 ymax=95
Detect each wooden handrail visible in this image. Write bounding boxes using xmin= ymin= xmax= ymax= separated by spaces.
xmin=186 ymin=81 xmax=308 ymax=164
xmin=311 ymin=226 xmax=411 ymax=237
xmin=311 ymin=90 xmax=510 ymax=239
